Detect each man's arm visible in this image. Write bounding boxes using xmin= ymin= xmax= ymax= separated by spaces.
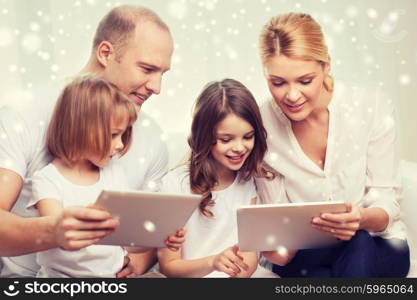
xmin=0 ymin=168 xmax=119 ymax=256
xmin=0 ymin=168 xmax=57 ymax=256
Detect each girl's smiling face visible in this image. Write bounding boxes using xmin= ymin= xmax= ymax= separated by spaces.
xmin=211 ymin=113 xmax=255 ymax=175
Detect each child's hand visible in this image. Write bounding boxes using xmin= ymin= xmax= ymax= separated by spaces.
xmin=211 ymin=244 xmax=248 ymax=277
xmin=116 ymin=254 xmax=144 ymax=278
xmin=165 ymin=228 xmax=186 ymax=251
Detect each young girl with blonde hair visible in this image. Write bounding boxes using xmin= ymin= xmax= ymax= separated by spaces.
xmin=28 ymin=75 xmax=181 ymax=277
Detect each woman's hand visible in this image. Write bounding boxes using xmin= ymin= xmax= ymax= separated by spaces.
xmin=210 ymin=244 xmax=248 ymax=277
xmin=311 ymin=203 xmax=363 ymax=240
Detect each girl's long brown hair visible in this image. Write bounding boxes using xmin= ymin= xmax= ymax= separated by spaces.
xmin=188 ymin=79 xmax=274 ymax=217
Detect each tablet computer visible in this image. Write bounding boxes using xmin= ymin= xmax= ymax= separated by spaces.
xmin=95 ymin=190 xmax=201 ymax=247
xmin=237 ymin=201 xmax=347 ymax=251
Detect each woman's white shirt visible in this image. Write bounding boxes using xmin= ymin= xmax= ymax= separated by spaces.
xmin=256 ymin=81 xmax=406 ymax=240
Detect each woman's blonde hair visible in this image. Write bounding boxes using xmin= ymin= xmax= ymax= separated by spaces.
xmin=47 ymin=74 xmax=137 ymax=166
xmin=259 ymin=12 xmax=333 ymax=92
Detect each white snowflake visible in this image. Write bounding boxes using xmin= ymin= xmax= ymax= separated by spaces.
xmin=9 ymin=65 xmax=17 ymax=73
xmin=269 ymin=152 xmax=278 ymax=161
xmin=276 ymin=245 xmax=288 ymax=257
xmin=367 ymin=8 xmax=378 ymax=19
xmin=266 ymin=235 xmax=276 ymax=245
xmin=2 ymin=159 xmax=12 ymax=168
xmin=168 ymin=0 xmax=188 ymax=20
xmin=141 ymin=119 xmax=151 ymax=127
xmin=345 ymin=6 xmax=358 ymax=18
xmin=147 ymin=181 xmax=157 ymax=190
xmin=30 ymin=22 xmax=40 ymax=32
xmin=51 ymin=64 xmax=59 ymax=72
xmin=21 ymin=33 xmax=42 ymax=53
xmin=144 ymin=220 xmax=156 ymax=232
xmin=399 ymin=74 xmax=410 ymax=86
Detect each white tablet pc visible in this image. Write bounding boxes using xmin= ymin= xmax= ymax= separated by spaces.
xmin=95 ymin=190 xmax=201 ymax=247
xmin=237 ymin=201 xmax=347 ymax=251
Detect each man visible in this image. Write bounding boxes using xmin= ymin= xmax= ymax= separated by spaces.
xmin=0 ymin=5 xmax=177 ymax=277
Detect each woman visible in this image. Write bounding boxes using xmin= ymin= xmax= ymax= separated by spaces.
xmin=256 ymin=12 xmax=410 ymax=277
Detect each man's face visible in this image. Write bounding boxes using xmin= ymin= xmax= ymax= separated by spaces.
xmin=102 ymin=22 xmax=173 ymax=108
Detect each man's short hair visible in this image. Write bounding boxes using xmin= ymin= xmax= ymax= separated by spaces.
xmin=92 ymin=5 xmax=169 ymax=61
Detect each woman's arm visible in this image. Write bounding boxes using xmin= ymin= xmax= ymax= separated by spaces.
xmin=261 ymin=249 xmax=297 ymax=266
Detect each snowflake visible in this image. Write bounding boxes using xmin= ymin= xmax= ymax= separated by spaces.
xmin=147 ymin=181 xmax=157 ymax=190
xmin=141 ymin=119 xmax=151 ymax=127
xmin=266 ymin=235 xmax=276 ymax=245
xmin=9 ymin=65 xmax=17 ymax=73
xmin=367 ymin=8 xmax=378 ymax=19
xmin=21 ymin=33 xmax=42 ymax=53
xmin=2 ymin=159 xmax=13 ymax=167
xmin=30 ymin=22 xmax=40 ymax=32
xmin=399 ymin=74 xmax=410 ymax=86
xmin=346 ymin=6 xmax=358 ymax=18
xmin=168 ymin=0 xmax=188 ymax=20
xmin=51 ymin=64 xmax=59 ymax=72
xmin=276 ymin=245 xmax=288 ymax=257
xmin=269 ymin=152 xmax=278 ymax=161
xmin=144 ymin=220 xmax=156 ymax=232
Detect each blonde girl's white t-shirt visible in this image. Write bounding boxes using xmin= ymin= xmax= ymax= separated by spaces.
xmin=26 ymin=160 xmax=128 ymax=278
xmin=161 ymin=165 xmax=259 ymax=277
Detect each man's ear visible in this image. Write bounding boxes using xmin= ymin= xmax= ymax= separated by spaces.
xmin=96 ymin=41 xmax=114 ymax=67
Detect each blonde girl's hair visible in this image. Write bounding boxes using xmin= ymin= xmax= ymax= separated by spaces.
xmin=47 ymin=74 xmax=137 ymax=166
xmin=259 ymin=12 xmax=333 ymax=92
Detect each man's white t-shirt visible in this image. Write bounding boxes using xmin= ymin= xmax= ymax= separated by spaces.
xmin=161 ymin=165 xmax=259 ymax=278
xmin=0 ymin=82 xmax=168 ymax=277
xmin=27 ymin=161 xmax=127 ymax=277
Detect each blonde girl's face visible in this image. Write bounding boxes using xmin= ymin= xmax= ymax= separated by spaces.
xmin=211 ymin=113 xmax=255 ymax=174
xmin=264 ymin=54 xmax=329 ymax=122
xmin=89 ymin=117 xmax=129 ymax=168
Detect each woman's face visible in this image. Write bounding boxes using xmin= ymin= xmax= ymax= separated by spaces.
xmin=264 ymin=54 xmax=329 ymax=122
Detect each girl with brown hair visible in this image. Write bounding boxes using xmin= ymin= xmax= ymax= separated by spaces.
xmin=158 ymin=79 xmax=278 ymax=277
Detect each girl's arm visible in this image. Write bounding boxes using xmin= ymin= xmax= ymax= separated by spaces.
xmin=36 ymin=198 xmax=64 ymax=217
xmin=158 ymin=244 xmax=257 ymax=278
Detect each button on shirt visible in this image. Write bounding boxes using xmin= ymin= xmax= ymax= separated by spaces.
xmin=255 ymin=82 xmax=406 ymax=240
